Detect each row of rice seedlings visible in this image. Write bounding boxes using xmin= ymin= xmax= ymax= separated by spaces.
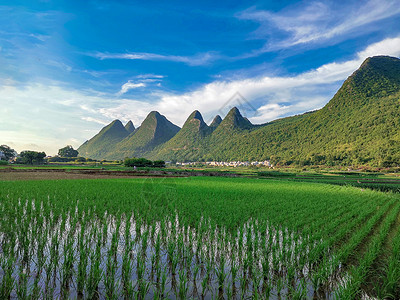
xmin=307 ymin=197 xmax=395 ymax=297
xmin=336 ymin=202 xmax=400 ymax=299
xmin=379 ymin=215 xmax=400 ymax=299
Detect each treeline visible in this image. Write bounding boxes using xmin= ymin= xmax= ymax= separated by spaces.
xmin=124 ymin=157 xmax=165 ymax=168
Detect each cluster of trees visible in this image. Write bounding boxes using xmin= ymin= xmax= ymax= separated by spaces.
xmin=48 ymin=145 xmax=84 ymax=163
xmin=58 ymin=145 xmax=79 ymax=157
xmin=0 ymin=144 xmax=81 ymax=165
xmin=16 ymin=151 xmax=47 ymax=165
xmin=0 ymin=145 xmax=17 ymax=161
xmin=124 ymin=157 xmax=165 ymax=168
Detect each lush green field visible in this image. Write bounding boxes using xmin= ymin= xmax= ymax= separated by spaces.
xmin=0 ymin=177 xmax=399 ymax=299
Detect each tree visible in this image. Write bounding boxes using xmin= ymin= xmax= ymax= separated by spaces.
xmin=0 ymin=145 xmax=17 ymax=160
xmin=124 ymin=157 xmax=153 ymax=168
xmin=18 ymin=151 xmax=46 ymax=165
xmin=58 ymin=145 xmax=79 ymax=157
xmin=153 ymin=160 xmax=166 ymax=168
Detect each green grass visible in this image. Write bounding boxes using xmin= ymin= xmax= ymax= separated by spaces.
xmin=0 ymin=177 xmax=399 ymax=298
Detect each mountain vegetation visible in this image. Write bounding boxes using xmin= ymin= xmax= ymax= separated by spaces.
xmin=78 ymin=56 xmax=400 ymax=167
xmin=124 ymin=120 xmax=135 ymax=134
xmin=103 ymin=111 xmax=180 ymax=159
xmin=77 ymin=120 xmax=130 ymax=160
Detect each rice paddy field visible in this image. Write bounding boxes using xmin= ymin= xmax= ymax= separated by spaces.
xmin=0 ymin=176 xmax=399 ymax=299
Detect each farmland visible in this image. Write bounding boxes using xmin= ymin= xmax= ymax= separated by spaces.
xmin=0 ymin=177 xmax=399 ymax=299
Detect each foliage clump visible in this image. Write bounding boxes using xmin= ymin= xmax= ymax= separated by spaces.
xmin=58 ymin=145 xmax=79 ymax=157
xmin=124 ymin=157 xmax=165 ymax=168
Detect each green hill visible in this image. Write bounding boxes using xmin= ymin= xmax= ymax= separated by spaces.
xmin=104 ymin=111 xmax=180 ymax=159
xmin=124 ymin=121 xmax=135 ymax=134
xmin=205 ymin=55 xmax=400 ymax=166
xmin=150 ymin=110 xmax=212 ymax=161
xmin=77 ymin=120 xmax=129 ymax=160
xmin=209 ymin=115 xmax=222 ymax=129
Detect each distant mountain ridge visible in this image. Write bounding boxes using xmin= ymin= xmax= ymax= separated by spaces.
xmin=78 ymin=56 xmax=400 ymax=166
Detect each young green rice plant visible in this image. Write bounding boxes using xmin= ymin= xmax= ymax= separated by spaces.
xmin=61 ymin=233 xmax=75 ymax=296
xmin=86 ymin=233 xmax=103 ymax=299
xmin=105 ymin=250 xmax=118 ymax=299
xmin=77 ymin=225 xmax=89 ymax=297
xmin=0 ymin=256 xmax=15 ymax=299
xmin=16 ymin=263 xmax=28 ymax=299
xmin=121 ymin=250 xmax=134 ymax=299
xmin=336 ymin=203 xmax=400 ymax=299
xmin=178 ymin=268 xmax=189 ymax=299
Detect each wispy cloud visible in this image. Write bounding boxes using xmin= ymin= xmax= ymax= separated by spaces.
xmin=118 ymin=74 xmax=166 ymax=95
xmin=81 ymin=116 xmax=109 ymax=125
xmin=136 ymin=74 xmax=165 ymax=79
xmin=118 ymin=81 xmax=146 ymax=95
xmin=237 ymin=0 xmax=400 ymax=50
xmin=89 ymin=51 xmax=219 ymax=66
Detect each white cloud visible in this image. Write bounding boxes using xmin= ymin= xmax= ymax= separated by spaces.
xmin=238 ymin=0 xmax=400 ymax=50
xmin=0 ymin=83 xmax=115 ymax=155
xmin=118 ymin=81 xmax=146 ymax=95
xmin=81 ymin=117 xmax=109 ymax=125
xmin=90 ymin=51 xmax=219 ymax=66
xmin=136 ymin=74 xmax=165 ymax=79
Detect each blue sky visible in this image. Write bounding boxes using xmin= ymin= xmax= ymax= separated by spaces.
xmin=1 ymin=0 xmax=400 ymax=155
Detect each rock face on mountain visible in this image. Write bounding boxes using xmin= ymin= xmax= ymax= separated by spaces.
xmin=77 ymin=120 xmax=129 ymax=160
xmin=78 ymin=56 xmax=400 ymax=166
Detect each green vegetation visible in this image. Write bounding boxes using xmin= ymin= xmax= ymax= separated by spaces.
xmin=151 ymin=107 xmax=254 ymax=161
xmin=0 ymin=145 xmax=17 ymax=161
xmin=104 ymin=111 xmax=180 ymax=160
xmin=124 ymin=120 xmax=135 ymax=134
xmin=77 ymin=120 xmax=131 ymax=160
xmin=202 ymin=56 xmax=400 ymax=166
xmin=58 ymin=145 xmax=79 ymax=157
xmin=124 ymin=157 xmax=166 ymax=168
xmin=16 ymin=150 xmax=46 ymax=164
xmin=152 ymin=110 xmax=216 ymax=161
xmin=0 ymin=177 xmax=399 ymax=298
xmin=77 ymin=56 xmax=400 ymax=167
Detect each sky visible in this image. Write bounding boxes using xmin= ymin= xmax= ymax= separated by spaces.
xmin=1 ymin=0 xmax=400 ymax=155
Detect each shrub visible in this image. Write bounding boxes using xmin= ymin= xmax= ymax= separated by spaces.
xmin=124 ymin=157 xmax=153 ymax=168
xmin=152 ymin=160 xmax=166 ymax=168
